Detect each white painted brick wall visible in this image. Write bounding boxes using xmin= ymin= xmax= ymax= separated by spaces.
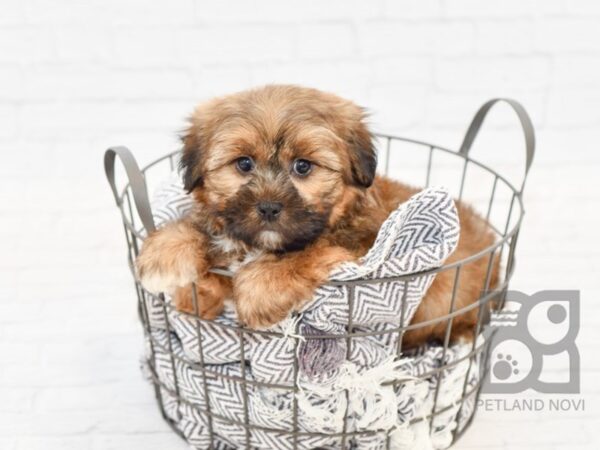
xmin=1 ymin=1 xmax=599 ymax=449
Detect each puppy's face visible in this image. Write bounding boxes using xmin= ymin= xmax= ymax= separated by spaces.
xmin=180 ymin=85 xmax=376 ymax=252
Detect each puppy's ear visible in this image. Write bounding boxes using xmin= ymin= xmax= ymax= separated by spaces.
xmin=179 ymin=125 xmax=204 ymax=193
xmin=346 ymin=119 xmax=377 ymax=188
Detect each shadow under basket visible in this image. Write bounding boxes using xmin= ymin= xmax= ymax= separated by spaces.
xmin=104 ymin=98 xmax=535 ymax=450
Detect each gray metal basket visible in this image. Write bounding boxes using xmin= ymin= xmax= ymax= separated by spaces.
xmin=104 ymin=98 xmax=534 ymax=449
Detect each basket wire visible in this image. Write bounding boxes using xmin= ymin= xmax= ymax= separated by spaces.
xmin=105 ymin=98 xmax=534 ymax=449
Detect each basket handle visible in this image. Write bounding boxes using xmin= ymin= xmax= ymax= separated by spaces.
xmin=459 ymin=98 xmax=535 ymax=193
xmin=104 ymin=146 xmax=156 ymax=234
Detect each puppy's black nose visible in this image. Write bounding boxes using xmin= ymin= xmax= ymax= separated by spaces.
xmin=257 ymin=201 xmax=283 ymax=221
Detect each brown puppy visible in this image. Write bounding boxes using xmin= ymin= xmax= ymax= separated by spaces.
xmin=137 ymin=85 xmax=498 ymax=348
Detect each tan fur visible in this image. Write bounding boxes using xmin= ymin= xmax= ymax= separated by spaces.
xmin=137 ymin=85 xmax=498 ymax=348
xmin=355 ymin=178 xmax=499 ymax=347
xmin=137 ymin=220 xmax=207 ymax=292
xmin=173 ymin=273 xmax=230 ymax=320
xmin=234 ymin=243 xmax=355 ymax=328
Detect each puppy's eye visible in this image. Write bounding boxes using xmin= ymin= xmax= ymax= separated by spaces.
xmin=236 ymin=156 xmax=254 ymax=173
xmin=292 ymin=159 xmax=312 ymax=177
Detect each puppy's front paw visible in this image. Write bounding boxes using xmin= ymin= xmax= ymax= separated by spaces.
xmin=136 ymin=222 xmax=207 ymax=294
xmin=233 ymin=246 xmax=355 ymax=329
xmin=173 ymin=273 xmax=230 ymax=320
xmin=234 ymin=259 xmax=311 ymax=329
xmin=137 ymin=248 xmax=198 ymax=295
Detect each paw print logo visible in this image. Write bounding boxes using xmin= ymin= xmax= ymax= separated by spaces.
xmin=493 ymin=353 xmax=519 ymax=380
xmin=487 ymin=339 xmax=531 ymax=386
xmin=482 ymin=290 xmax=580 ymax=394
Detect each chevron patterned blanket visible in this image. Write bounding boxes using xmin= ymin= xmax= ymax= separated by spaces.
xmin=140 ymin=173 xmax=481 ymax=450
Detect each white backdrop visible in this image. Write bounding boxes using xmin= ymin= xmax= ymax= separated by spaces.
xmin=1 ymin=1 xmax=598 ymax=449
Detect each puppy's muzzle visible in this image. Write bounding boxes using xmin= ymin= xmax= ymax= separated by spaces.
xmin=256 ymin=201 xmax=283 ymax=222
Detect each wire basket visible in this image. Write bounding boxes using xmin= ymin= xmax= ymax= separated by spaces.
xmin=104 ymin=98 xmax=534 ymax=449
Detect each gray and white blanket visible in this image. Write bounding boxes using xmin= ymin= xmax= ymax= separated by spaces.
xmin=140 ymin=173 xmax=482 ymax=450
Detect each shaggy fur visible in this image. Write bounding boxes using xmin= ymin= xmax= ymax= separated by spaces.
xmin=136 ymin=85 xmax=498 ymax=348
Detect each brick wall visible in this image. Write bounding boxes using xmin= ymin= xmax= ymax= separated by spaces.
xmin=1 ymin=1 xmax=598 ymax=449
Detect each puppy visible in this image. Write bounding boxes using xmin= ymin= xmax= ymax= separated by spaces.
xmin=137 ymin=85 xmax=498 ymax=348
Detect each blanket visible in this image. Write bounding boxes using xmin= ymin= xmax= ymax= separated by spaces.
xmin=140 ymin=172 xmax=482 ymax=450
